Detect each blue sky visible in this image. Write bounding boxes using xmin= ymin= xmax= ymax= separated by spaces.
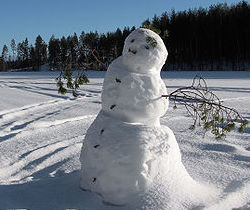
xmin=0 ymin=0 xmax=244 ymax=52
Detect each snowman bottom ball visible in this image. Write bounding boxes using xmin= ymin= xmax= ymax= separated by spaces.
xmin=79 ymin=111 xmax=180 ymax=205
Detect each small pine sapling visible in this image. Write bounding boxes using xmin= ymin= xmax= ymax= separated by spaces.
xmin=56 ymin=49 xmax=106 ymax=97
xmin=56 ymin=63 xmax=89 ymax=97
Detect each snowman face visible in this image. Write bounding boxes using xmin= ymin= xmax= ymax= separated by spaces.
xmin=122 ymin=28 xmax=168 ymax=74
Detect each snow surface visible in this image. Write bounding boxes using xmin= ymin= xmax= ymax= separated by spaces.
xmin=0 ymin=70 xmax=250 ymax=209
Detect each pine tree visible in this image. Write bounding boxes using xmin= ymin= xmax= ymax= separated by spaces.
xmin=0 ymin=45 xmax=8 ymax=71
xmin=11 ymin=39 xmax=16 ymax=61
xmin=60 ymin=36 xmax=69 ymax=66
xmin=141 ymin=19 xmax=151 ymax=28
xmin=2 ymin=45 xmax=9 ymax=62
xmin=114 ymin=28 xmax=123 ymax=57
xmin=16 ymin=38 xmax=30 ymax=68
xmin=70 ymin=33 xmax=79 ymax=66
xmin=79 ymin=31 xmax=86 ymax=63
xmin=29 ymin=45 xmax=36 ymax=70
xmin=48 ymin=35 xmax=61 ymax=69
xmin=23 ymin=38 xmax=29 ymax=61
xmin=0 ymin=57 xmax=5 ymax=71
xmin=35 ymin=35 xmax=47 ymax=70
xmin=17 ymin=42 xmax=24 ymax=62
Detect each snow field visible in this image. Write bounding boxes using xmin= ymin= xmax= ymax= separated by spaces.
xmin=0 ymin=70 xmax=249 ymax=209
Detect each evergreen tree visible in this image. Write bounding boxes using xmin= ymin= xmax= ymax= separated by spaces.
xmin=114 ymin=28 xmax=123 ymax=57
xmin=0 ymin=57 xmax=6 ymax=71
xmin=141 ymin=19 xmax=151 ymax=28
xmin=17 ymin=42 xmax=24 ymax=61
xmin=79 ymin=31 xmax=88 ymax=64
xmin=17 ymin=38 xmax=30 ymax=68
xmin=48 ymin=35 xmax=61 ymax=69
xmin=60 ymin=36 xmax=69 ymax=66
xmin=69 ymin=33 xmax=79 ymax=66
xmin=11 ymin=39 xmax=16 ymax=61
xmin=23 ymin=38 xmax=29 ymax=61
xmin=29 ymin=45 xmax=36 ymax=70
xmin=35 ymin=35 xmax=47 ymax=70
xmin=2 ymin=45 xmax=9 ymax=62
xmin=0 ymin=45 xmax=8 ymax=71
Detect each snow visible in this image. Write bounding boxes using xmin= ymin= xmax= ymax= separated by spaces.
xmin=0 ymin=70 xmax=250 ymax=209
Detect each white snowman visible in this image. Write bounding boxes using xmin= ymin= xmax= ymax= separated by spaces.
xmin=80 ymin=28 xmax=218 ymax=207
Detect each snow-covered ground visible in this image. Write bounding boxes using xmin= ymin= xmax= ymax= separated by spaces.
xmin=0 ymin=70 xmax=249 ymax=209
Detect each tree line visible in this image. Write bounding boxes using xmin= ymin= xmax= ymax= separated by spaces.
xmin=1 ymin=35 xmax=47 ymax=71
xmin=0 ymin=1 xmax=249 ymax=71
xmin=0 ymin=27 xmax=134 ymax=71
xmin=149 ymin=0 xmax=250 ymax=70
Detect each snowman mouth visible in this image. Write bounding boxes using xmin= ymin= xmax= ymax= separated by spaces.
xmin=128 ymin=48 xmax=137 ymax=54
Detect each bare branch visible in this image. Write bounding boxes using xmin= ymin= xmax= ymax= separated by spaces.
xmin=91 ymin=49 xmax=107 ymax=70
xmin=162 ymin=76 xmax=248 ymax=139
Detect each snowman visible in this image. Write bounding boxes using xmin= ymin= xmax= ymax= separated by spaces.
xmin=80 ymin=28 xmax=217 ymax=207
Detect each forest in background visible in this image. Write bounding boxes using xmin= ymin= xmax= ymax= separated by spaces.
xmin=0 ymin=1 xmax=249 ymax=71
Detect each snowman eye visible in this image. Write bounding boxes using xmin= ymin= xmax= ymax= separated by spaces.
xmin=130 ymin=39 xmax=135 ymax=43
xmin=145 ymin=45 xmax=150 ymax=50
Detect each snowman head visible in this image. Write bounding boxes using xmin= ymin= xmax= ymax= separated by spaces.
xmin=122 ymin=28 xmax=168 ymax=74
